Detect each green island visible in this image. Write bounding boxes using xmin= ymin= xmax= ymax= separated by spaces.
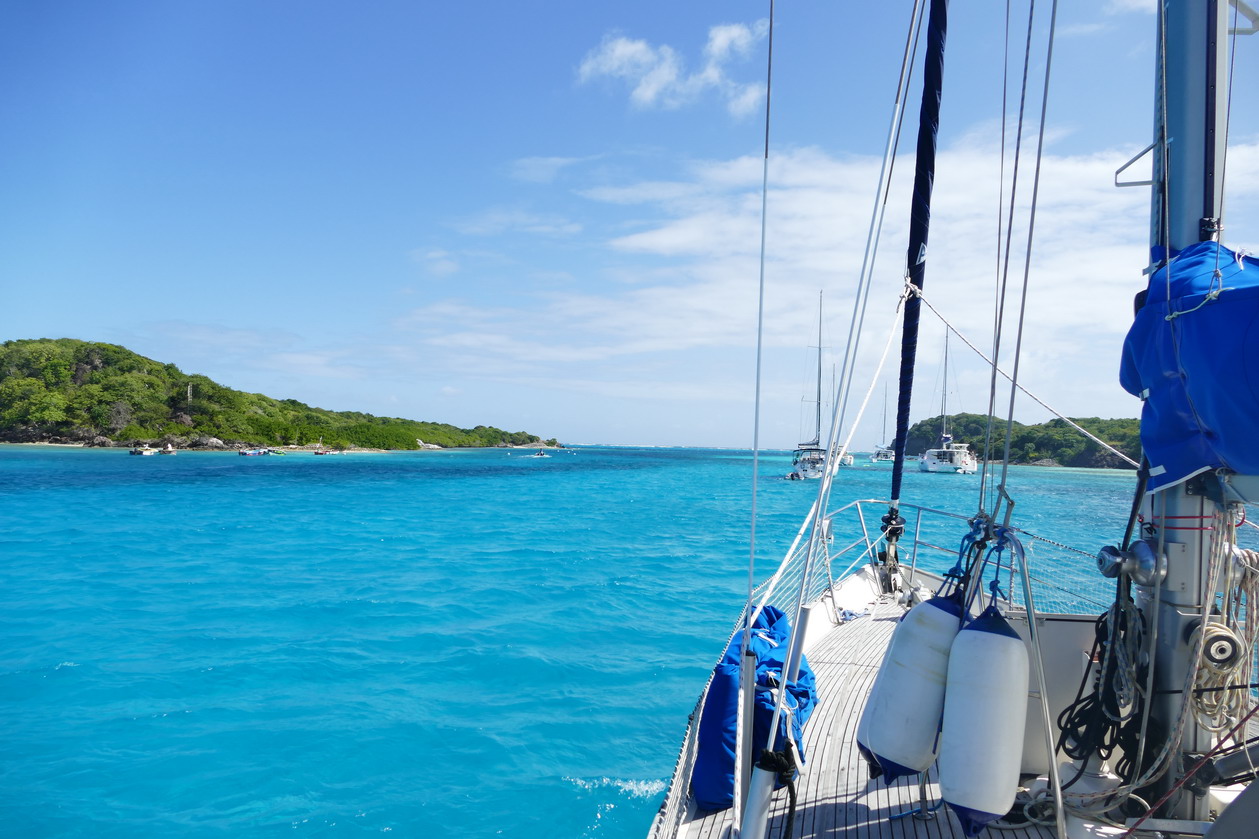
xmin=905 ymin=412 xmax=1140 ymax=468
xmin=0 ymin=338 xmax=558 ymax=450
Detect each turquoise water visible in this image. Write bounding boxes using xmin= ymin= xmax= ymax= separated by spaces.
xmin=0 ymin=446 xmax=1139 ymax=837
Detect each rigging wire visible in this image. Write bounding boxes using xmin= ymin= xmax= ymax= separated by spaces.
xmin=747 ymin=3 xmax=930 ymax=824
xmin=994 ymin=0 xmax=1060 ymax=527
xmin=976 ymin=1 xmax=1017 ymax=516
xmin=909 ymin=285 xmax=1139 ymax=467
xmin=736 ymin=2 xmax=775 ymax=832
xmin=822 ymin=0 xmax=925 ymax=487
xmin=783 ymin=0 xmax=926 ymax=587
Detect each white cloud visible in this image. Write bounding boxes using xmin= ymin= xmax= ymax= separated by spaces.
xmin=453 ymin=208 xmax=582 ymax=237
xmin=1057 ymin=22 xmax=1109 ymax=37
xmin=1106 ymin=0 xmax=1155 ymax=13
xmin=509 ymin=155 xmax=592 ymax=184
xmin=413 ymin=248 xmax=460 ymax=276
xmin=261 ymin=351 xmax=366 ymax=380
xmin=579 ymin=20 xmax=769 ymax=117
xmin=393 ymin=136 xmax=1257 ymax=445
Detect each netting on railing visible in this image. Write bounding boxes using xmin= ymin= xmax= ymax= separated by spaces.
xmin=822 ymin=500 xmax=1118 ymax=616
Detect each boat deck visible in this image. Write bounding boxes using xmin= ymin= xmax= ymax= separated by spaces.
xmin=679 ymin=597 xmax=1055 ymax=839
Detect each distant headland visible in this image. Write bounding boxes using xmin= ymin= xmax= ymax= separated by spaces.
xmin=900 ymin=412 xmax=1139 ymax=469
xmin=0 ymin=338 xmax=559 ymax=452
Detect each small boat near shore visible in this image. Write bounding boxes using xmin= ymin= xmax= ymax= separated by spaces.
xmin=129 ymin=445 xmax=156 ymax=456
xmin=919 ymin=434 xmax=977 ymax=474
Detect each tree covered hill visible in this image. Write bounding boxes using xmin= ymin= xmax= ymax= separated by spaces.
xmin=0 ymin=338 xmax=556 ymax=450
xmin=906 ymin=412 xmax=1140 ymax=468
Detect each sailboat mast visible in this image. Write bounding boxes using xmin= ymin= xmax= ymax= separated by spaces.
xmin=940 ymin=334 xmax=948 ymax=439
xmin=882 ymin=382 xmax=887 ymax=443
xmin=815 ymin=291 xmax=823 ymax=447
xmin=1149 ymin=1 xmax=1228 ymax=261
xmin=1137 ymin=0 xmax=1231 ymax=821
xmin=889 ymin=0 xmax=948 ymax=513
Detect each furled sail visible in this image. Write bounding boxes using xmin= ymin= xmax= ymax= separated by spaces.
xmin=890 ymin=0 xmax=948 ymax=508
xmin=1120 ymin=241 xmax=1259 ymax=492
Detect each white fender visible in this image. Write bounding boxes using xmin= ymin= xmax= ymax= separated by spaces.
xmin=856 ymin=594 xmax=962 ymax=781
xmin=938 ymin=606 xmax=1029 ymax=836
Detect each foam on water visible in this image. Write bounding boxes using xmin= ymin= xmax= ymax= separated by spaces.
xmin=0 ymin=445 xmax=1139 ymax=837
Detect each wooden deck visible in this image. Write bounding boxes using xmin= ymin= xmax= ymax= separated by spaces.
xmin=678 ymin=597 xmax=1056 ymax=839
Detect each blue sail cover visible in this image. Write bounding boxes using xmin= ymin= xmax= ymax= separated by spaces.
xmin=690 ymin=605 xmax=817 ymax=811
xmin=1120 ymin=241 xmax=1259 ymax=492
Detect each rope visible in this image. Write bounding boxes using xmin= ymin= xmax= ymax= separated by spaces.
xmin=1195 ymin=544 xmax=1259 ymax=731
xmin=755 ymin=744 xmax=799 ymax=838
xmin=827 ymin=291 xmax=908 ymax=478
xmin=908 ymin=280 xmax=1140 ymax=468
xmin=1055 ymin=597 xmax=1145 ymax=791
xmin=1061 ymin=502 xmax=1236 ymax=814
xmin=1119 ymin=702 xmax=1259 ymax=838
xmin=824 ymin=0 xmax=926 ymax=486
xmin=1165 ymin=267 xmax=1233 ymax=321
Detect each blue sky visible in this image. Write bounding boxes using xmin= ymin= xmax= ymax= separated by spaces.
xmin=2 ymin=1 xmax=1256 ymax=448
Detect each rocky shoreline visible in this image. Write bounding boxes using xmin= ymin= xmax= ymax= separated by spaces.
xmin=0 ymin=430 xmax=564 ymax=453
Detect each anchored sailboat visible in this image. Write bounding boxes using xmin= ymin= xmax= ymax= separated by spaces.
xmin=870 ymin=383 xmax=895 ymax=464
xmin=650 ymin=4 xmax=1258 ymax=839
xmin=788 ymin=292 xmax=828 ymax=481
xmin=919 ymin=336 xmax=977 ymax=474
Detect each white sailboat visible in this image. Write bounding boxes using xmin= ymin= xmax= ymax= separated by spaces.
xmin=870 ymin=383 xmax=896 ymax=464
xmin=788 ymin=292 xmax=828 ymax=481
xmin=651 ymin=5 xmax=1258 ymax=839
xmin=920 ymin=336 xmax=977 ymax=474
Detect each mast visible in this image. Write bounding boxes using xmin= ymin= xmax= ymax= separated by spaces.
xmin=814 ymin=291 xmax=823 ymax=447
xmin=889 ymin=0 xmax=949 ymax=520
xmin=1137 ymin=0 xmax=1230 ymax=821
xmin=1149 ymin=1 xmax=1228 ymax=261
xmin=882 ymin=382 xmax=888 ymax=444
xmin=940 ymin=334 xmax=949 ymax=442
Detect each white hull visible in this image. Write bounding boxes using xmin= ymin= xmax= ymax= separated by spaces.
xmin=869 ymin=446 xmax=895 ymax=464
xmin=919 ymin=445 xmax=976 ymax=474
xmin=789 ymin=446 xmax=826 ymax=480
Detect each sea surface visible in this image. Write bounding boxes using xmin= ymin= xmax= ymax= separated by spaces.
xmin=1 ymin=445 xmax=1143 ymax=838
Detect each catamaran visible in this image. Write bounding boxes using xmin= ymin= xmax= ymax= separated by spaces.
xmin=650 ymin=4 xmax=1257 ymax=839
xmin=919 ymin=336 xmax=978 ymax=474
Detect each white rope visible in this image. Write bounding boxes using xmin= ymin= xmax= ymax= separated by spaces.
xmin=1194 ymin=542 xmax=1259 ymax=732
xmin=830 ymin=290 xmax=907 ymax=469
xmin=907 ymin=279 xmax=1140 ymax=468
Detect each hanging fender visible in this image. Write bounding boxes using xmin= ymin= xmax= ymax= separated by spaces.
xmin=938 ymin=605 xmax=1029 ymax=837
xmin=856 ymin=593 xmax=962 ymax=782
